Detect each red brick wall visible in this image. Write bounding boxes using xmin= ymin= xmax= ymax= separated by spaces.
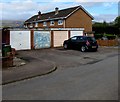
xmin=97 ymin=40 xmax=119 ymax=46
xmin=65 ymin=9 xmax=92 ymax=32
xmin=2 ymin=29 xmax=10 ymax=44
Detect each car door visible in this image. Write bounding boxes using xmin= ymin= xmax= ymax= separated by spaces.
xmin=69 ymin=36 xmax=77 ymax=48
xmin=77 ymin=36 xmax=86 ymax=48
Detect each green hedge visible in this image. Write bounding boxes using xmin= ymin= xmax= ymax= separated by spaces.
xmin=94 ymin=34 xmax=103 ymax=39
xmin=94 ymin=34 xmax=116 ymax=40
xmin=106 ymin=35 xmax=116 ymax=40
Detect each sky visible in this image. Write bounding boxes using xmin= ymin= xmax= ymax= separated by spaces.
xmin=0 ymin=0 xmax=119 ymax=22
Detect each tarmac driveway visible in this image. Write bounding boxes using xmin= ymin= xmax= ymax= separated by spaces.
xmin=16 ymin=46 xmax=118 ymax=69
xmin=2 ymin=46 xmax=118 ymax=84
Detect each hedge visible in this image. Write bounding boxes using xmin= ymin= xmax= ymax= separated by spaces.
xmin=94 ymin=34 xmax=116 ymax=40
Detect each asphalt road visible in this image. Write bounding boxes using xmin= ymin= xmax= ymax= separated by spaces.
xmin=2 ymin=55 xmax=118 ymax=100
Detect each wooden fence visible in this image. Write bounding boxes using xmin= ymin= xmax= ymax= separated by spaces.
xmin=97 ymin=39 xmax=119 ymax=46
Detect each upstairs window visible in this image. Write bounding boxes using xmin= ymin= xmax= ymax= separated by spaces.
xmin=58 ymin=20 xmax=63 ymax=25
xmin=50 ymin=21 xmax=55 ymax=26
xmin=24 ymin=25 xmax=27 ymax=28
xmin=29 ymin=23 xmax=33 ymax=28
xmin=35 ymin=22 xmax=38 ymax=27
xmin=43 ymin=22 xmax=47 ymax=26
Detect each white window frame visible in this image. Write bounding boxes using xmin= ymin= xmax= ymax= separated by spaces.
xmin=29 ymin=23 xmax=33 ymax=28
xmin=24 ymin=25 xmax=28 ymax=28
xmin=43 ymin=22 xmax=47 ymax=26
xmin=58 ymin=20 xmax=63 ymax=25
xmin=35 ymin=22 xmax=38 ymax=27
xmin=50 ymin=21 xmax=55 ymax=26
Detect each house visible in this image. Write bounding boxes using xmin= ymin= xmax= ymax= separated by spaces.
xmin=7 ymin=6 xmax=94 ymax=51
xmin=24 ymin=5 xmax=94 ymax=35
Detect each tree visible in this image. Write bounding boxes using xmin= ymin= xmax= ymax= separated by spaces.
xmin=92 ymin=16 xmax=120 ymax=35
xmin=114 ymin=16 xmax=120 ymax=27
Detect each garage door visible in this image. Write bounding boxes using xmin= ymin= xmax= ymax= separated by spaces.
xmin=34 ymin=31 xmax=51 ymax=49
xmin=53 ymin=31 xmax=68 ymax=47
xmin=70 ymin=31 xmax=83 ymax=37
xmin=10 ymin=31 xmax=31 ymax=50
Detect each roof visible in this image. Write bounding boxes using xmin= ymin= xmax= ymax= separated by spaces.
xmin=25 ymin=5 xmax=94 ymax=23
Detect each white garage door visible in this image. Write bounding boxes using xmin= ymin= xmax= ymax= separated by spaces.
xmin=70 ymin=31 xmax=83 ymax=37
xmin=10 ymin=31 xmax=31 ymax=50
xmin=54 ymin=31 xmax=68 ymax=47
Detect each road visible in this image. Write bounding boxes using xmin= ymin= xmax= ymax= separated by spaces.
xmin=3 ymin=55 xmax=118 ymax=100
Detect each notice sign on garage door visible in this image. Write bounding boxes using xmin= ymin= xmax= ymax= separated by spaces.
xmin=34 ymin=31 xmax=51 ymax=49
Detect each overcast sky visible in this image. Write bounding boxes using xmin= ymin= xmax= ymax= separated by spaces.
xmin=1 ymin=0 xmax=119 ymax=22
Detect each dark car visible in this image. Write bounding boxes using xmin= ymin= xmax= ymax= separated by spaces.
xmin=63 ymin=36 xmax=98 ymax=52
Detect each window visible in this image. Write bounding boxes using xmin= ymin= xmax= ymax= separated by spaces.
xmin=50 ymin=21 xmax=55 ymax=26
xmin=29 ymin=23 xmax=33 ymax=28
xmin=71 ymin=36 xmax=77 ymax=41
xmin=58 ymin=20 xmax=63 ymax=25
xmin=43 ymin=22 xmax=47 ymax=26
xmin=78 ymin=37 xmax=84 ymax=41
xmin=24 ymin=25 xmax=27 ymax=28
xmin=35 ymin=23 xmax=38 ymax=27
xmin=87 ymin=37 xmax=96 ymax=42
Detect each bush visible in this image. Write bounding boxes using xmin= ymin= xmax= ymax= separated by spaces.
xmin=94 ymin=34 xmax=116 ymax=40
xmin=106 ymin=35 xmax=116 ymax=40
xmin=94 ymin=34 xmax=103 ymax=39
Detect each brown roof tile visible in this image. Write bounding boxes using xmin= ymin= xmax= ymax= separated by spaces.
xmin=25 ymin=6 xmax=93 ymax=23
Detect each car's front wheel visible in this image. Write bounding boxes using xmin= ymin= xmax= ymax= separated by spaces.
xmin=81 ymin=46 xmax=86 ymax=52
xmin=63 ymin=44 xmax=68 ymax=49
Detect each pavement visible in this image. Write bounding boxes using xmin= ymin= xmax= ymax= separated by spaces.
xmin=2 ymin=56 xmax=57 ymax=85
